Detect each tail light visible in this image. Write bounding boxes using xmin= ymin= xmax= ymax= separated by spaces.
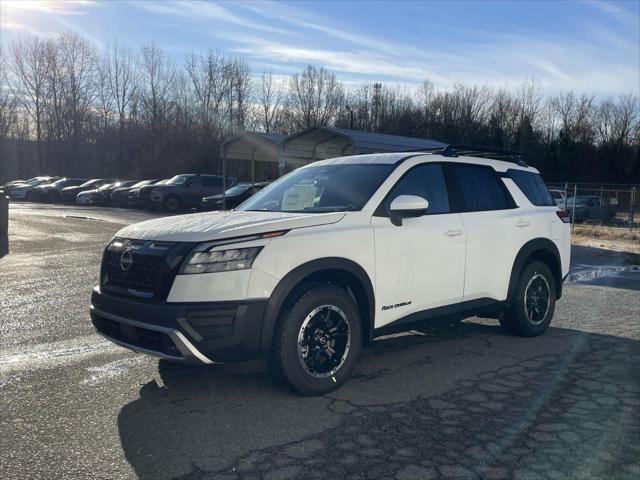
xmin=556 ymin=210 xmax=571 ymax=223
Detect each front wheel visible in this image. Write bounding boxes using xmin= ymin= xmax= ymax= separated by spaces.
xmin=269 ymin=285 xmax=362 ymax=395
xmin=501 ymin=260 xmax=556 ymax=337
xmin=163 ymin=195 xmax=181 ymax=212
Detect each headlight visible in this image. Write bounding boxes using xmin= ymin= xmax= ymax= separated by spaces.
xmin=181 ymin=246 xmax=262 ymax=274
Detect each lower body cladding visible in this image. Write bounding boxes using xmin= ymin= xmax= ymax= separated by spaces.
xmin=90 ymin=288 xmax=268 ymax=364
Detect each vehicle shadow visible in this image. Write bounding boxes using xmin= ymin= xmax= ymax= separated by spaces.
xmin=117 ymin=320 xmax=640 ymax=480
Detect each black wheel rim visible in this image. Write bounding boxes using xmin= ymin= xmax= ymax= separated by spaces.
xmin=524 ymin=273 xmax=551 ymax=325
xmin=297 ymin=305 xmax=351 ymax=379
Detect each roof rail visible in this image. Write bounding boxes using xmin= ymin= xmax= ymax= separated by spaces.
xmin=438 ymin=144 xmax=527 ymax=166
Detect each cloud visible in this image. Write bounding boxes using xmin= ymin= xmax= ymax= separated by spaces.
xmin=1 ymin=0 xmax=100 ymax=16
xmin=584 ymin=0 xmax=640 ymax=26
xmin=132 ymin=0 xmax=290 ymax=35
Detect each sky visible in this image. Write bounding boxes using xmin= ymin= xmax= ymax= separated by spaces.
xmin=1 ymin=0 xmax=639 ymax=95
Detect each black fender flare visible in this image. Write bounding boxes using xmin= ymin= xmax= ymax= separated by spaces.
xmin=260 ymin=257 xmax=375 ymax=353
xmin=507 ymin=238 xmax=563 ymax=303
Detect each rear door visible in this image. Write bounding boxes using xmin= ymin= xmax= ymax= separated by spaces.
xmin=445 ymin=163 xmax=526 ymax=303
xmin=371 ymin=163 xmax=466 ymax=328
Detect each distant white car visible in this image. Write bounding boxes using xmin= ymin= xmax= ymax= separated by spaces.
xmin=550 ymin=189 xmax=566 ymax=207
xmin=8 ymin=177 xmax=59 ymax=200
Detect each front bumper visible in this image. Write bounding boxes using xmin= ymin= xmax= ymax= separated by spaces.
xmin=91 ymin=288 xmax=268 ymax=364
xmin=76 ymin=195 xmax=94 ymax=204
xmin=9 ymin=190 xmax=27 ymax=199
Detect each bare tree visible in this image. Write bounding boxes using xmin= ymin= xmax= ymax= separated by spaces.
xmin=185 ymin=50 xmax=227 ymax=137
xmin=257 ymin=69 xmax=284 ymax=133
xmin=289 ymin=65 xmax=344 ymax=129
xmin=0 ymin=47 xmax=19 ymax=139
xmin=10 ymin=37 xmax=49 ymax=169
xmin=103 ymin=41 xmax=137 ymax=153
xmin=139 ymin=42 xmax=175 ymax=133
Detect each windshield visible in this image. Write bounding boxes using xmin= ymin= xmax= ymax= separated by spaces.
xmin=567 ymin=196 xmax=592 ymax=205
xmin=130 ymin=180 xmax=150 ymax=188
xmin=166 ymin=175 xmax=189 ymax=186
xmin=225 ymin=185 xmax=251 ymax=196
xmin=239 ymin=164 xmax=394 ymax=213
xmin=79 ymin=180 xmax=100 ymax=188
xmin=48 ymin=178 xmax=67 ymax=187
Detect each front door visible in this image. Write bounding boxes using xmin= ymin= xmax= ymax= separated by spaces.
xmin=371 ymin=163 xmax=466 ymax=328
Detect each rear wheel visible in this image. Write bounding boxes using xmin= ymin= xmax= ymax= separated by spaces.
xmin=163 ymin=195 xmax=181 ymax=212
xmin=269 ymin=285 xmax=362 ymax=395
xmin=501 ymin=260 xmax=556 ymax=337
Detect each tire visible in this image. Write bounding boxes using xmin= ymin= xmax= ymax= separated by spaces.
xmin=269 ymin=284 xmax=362 ymax=396
xmin=501 ymin=260 xmax=556 ymax=337
xmin=163 ymin=195 xmax=181 ymax=212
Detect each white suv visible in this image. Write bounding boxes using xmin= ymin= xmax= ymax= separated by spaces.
xmin=91 ymin=147 xmax=571 ymax=395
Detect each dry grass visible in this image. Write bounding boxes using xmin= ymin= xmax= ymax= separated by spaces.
xmin=572 ymin=224 xmax=639 ymax=241
xmin=572 ymin=224 xmax=640 ymax=256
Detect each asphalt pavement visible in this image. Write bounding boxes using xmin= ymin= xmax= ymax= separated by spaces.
xmin=1 ymin=203 xmax=638 ymax=480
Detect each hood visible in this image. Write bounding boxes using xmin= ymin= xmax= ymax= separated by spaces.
xmin=203 ymin=194 xmax=225 ymax=202
xmin=116 ymin=210 xmax=346 ymax=243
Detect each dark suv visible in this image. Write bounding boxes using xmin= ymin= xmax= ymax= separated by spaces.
xmin=150 ymin=174 xmax=235 ymax=212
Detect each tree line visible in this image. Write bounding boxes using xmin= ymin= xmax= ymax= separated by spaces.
xmin=1 ymin=31 xmax=638 ymax=183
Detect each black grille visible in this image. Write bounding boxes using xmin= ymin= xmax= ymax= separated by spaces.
xmin=92 ymin=313 xmax=181 ymax=357
xmin=101 ymin=239 xmax=194 ymax=301
xmin=105 ymin=250 xmax=164 ymax=294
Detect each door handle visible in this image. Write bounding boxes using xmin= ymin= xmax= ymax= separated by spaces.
xmin=444 ymin=228 xmax=463 ymax=237
xmin=515 ymin=219 xmax=530 ymax=228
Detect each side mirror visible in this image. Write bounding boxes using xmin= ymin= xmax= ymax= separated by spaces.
xmin=389 ymin=195 xmax=429 ymax=226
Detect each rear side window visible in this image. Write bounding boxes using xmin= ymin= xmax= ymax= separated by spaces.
xmin=509 ymin=170 xmax=555 ymax=206
xmin=446 ymin=164 xmax=513 ymax=212
xmin=381 ymin=164 xmax=450 ymax=214
xmin=202 ymin=177 xmax=223 ymax=188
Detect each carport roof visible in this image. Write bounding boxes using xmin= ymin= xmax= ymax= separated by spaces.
xmin=222 ymin=132 xmax=286 ymax=162
xmin=282 ymin=126 xmax=446 ymax=164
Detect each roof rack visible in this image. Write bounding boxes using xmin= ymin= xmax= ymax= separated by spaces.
xmin=438 ymin=144 xmax=528 ymax=167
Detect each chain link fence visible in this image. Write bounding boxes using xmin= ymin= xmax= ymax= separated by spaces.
xmin=546 ymin=182 xmax=638 ymax=232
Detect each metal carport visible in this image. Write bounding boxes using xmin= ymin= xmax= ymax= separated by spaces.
xmin=282 ymin=127 xmax=446 ymax=166
xmin=221 ymin=132 xmax=286 ymax=184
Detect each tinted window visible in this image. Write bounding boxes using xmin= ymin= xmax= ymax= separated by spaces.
xmin=240 ymin=164 xmax=394 ymax=213
xmin=448 ymin=164 xmax=512 ymax=212
xmin=382 ymin=164 xmax=449 ymax=214
xmin=202 ymin=176 xmax=223 ymax=188
xmin=509 ymin=170 xmax=555 ymax=206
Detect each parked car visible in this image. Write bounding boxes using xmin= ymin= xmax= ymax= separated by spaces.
xmin=550 ymin=189 xmax=566 ymax=207
xmin=129 ymin=179 xmax=168 ymax=209
xmin=111 ymin=180 xmax=158 ymax=208
xmin=201 ymin=182 xmax=270 ymax=211
xmin=61 ymin=179 xmax=114 ymax=204
xmin=91 ymin=148 xmax=571 ymax=395
xmin=2 ymin=176 xmax=53 ymax=193
xmin=150 ymin=174 xmax=236 ymax=212
xmin=76 ymin=182 xmax=121 ymax=205
xmin=31 ymin=178 xmax=88 ymax=202
xmin=8 ymin=177 xmax=60 ymax=200
xmin=566 ymin=195 xmax=614 ymax=222
xmin=92 ymin=181 xmax=137 ymax=206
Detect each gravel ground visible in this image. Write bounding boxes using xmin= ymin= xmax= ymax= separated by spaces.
xmin=0 ymin=202 xmax=638 ymax=480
